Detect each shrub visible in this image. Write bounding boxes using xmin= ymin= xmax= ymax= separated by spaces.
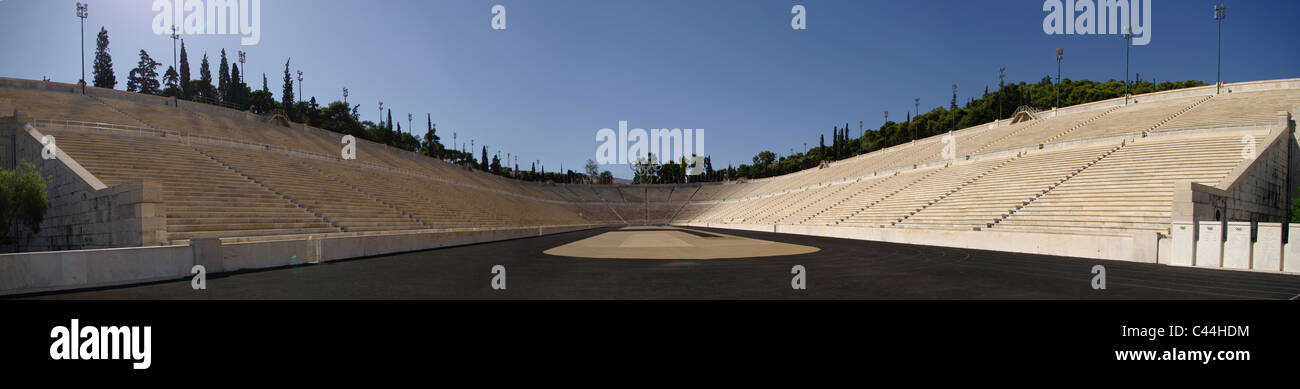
xmin=0 ymin=161 xmax=51 ymax=244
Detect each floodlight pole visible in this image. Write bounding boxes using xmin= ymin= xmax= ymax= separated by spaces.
xmin=1056 ymin=48 xmax=1063 ymax=108
xmin=378 ymin=101 xmax=383 ymax=125
xmin=76 ymin=3 xmax=88 ymax=93
xmin=170 ymin=26 xmax=179 ymax=82
xmin=1123 ymin=27 xmax=1133 ymax=105
xmin=237 ymin=50 xmax=246 ymax=87
xmin=1214 ymin=4 xmax=1226 ymax=94
xmin=296 ymin=70 xmax=304 ymax=103
xmin=408 ymin=113 xmax=413 ymax=135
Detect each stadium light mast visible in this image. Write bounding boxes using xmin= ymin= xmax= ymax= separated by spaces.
xmin=237 ymin=50 xmax=246 ymax=89
xmin=1123 ymin=26 xmax=1133 ymax=105
xmin=295 ymin=70 xmax=304 ymax=103
xmin=407 ymin=113 xmax=413 ymax=135
xmin=1056 ymin=48 xmax=1064 ymax=108
xmin=342 ymin=87 xmax=348 ymax=104
xmin=170 ymin=25 xmax=180 ymax=81
xmin=76 ymin=3 xmax=88 ymax=93
xmin=913 ymin=97 xmax=919 ymax=141
xmin=998 ymin=67 xmax=1007 ymax=121
xmin=1214 ymin=4 xmax=1226 ymax=94
xmin=378 ymin=101 xmax=383 ymax=125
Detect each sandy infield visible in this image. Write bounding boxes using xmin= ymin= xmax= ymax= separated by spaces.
xmin=543 ymin=226 xmax=820 ymax=259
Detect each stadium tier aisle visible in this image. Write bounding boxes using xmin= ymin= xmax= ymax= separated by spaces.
xmin=1159 ymin=89 xmax=1300 ymax=132
xmin=197 ymin=146 xmax=432 ymax=232
xmin=993 ymin=132 xmax=1267 ymax=234
xmin=838 ymin=157 xmax=1011 ymax=227
xmin=899 ymin=143 xmax=1121 ymax=230
xmin=0 ymin=86 xmax=142 ymax=126
xmin=44 ymin=130 xmax=341 ymax=242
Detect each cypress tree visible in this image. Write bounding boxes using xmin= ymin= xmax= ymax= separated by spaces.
xmin=91 ymin=27 xmax=116 ymax=88
xmin=218 ymin=49 xmax=230 ymax=102
xmin=178 ymin=41 xmax=191 ymax=98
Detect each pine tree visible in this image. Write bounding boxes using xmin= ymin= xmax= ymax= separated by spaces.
xmin=481 ymin=146 xmax=489 ymax=170
xmin=162 ymin=66 xmax=179 ymax=96
xmin=218 ymin=49 xmax=230 ymax=103
xmin=261 ymin=73 xmax=269 ymax=93
xmin=126 ymin=50 xmax=161 ymax=95
xmin=178 ymin=41 xmax=191 ymax=99
xmin=91 ymin=27 xmax=116 ymax=89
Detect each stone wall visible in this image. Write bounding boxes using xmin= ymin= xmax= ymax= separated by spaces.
xmin=1173 ymin=113 xmax=1294 ymax=224
xmin=0 ymin=121 xmax=165 ymax=252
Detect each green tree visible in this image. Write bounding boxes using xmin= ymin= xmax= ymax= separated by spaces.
xmin=218 ymin=49 xmax=231 ymax=103
xmin=195 ymin=52 xmax=216 ymax=100
xmin=0 ymin=162 xmax=51 ymax=245
xmin=126 ymin=50 xmax=162 ymax=95
xmin=422 ymin=114 xmax=443 ymax=158
xmin=161 ymin=66 xmax=179 ymax=97
xmin=282 ymin=58 xmax=295 ymax=117
xmin=230 ymin=63 xmax=244 ymax=108
xmin=179 ymin=41 xmax=191 ymax=98
xmin=91 ymin=27 xmax=116 ymax=89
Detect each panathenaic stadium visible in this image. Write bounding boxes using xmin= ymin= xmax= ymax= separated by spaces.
xmin=1 ymin=77 xmax=1298 ymax=297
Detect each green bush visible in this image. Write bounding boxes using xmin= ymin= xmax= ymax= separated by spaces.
xmin=1291 ymin=192 xmax=1300 ymax=223
xmin=0 ymin=161 xmax=51 ymax=244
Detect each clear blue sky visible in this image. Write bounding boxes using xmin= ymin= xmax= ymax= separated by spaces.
xmin=2 ymin=0 xmax=1296 ymax=178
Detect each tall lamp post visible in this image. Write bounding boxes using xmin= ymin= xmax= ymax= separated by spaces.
xmin=913 ymin=97 xmax=919 ymax=141
xmin=170 ymin=25 xmax=180 ymax=101
xmin=295 ymin=70 xmax=304 ymax=103
xmin=237 ymin=50 xmax=246 ymax=87
xmin=1123 ymin=26 xmax=1133 ymax=105
xmin=1214 ymin=4 xmax=1226 ymax=94
xmin=76 ymin=3 xmax=89 ymax=93
xmin=1056 ymin=48 xmax=1064 ymax=108
xmin=378 ymin=101 xmax=383 ymax=125
xmin=342 ymin=88 xmax=348 ymax=104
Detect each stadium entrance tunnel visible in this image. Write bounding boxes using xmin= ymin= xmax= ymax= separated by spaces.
xmin=543 ymin=226 xmax=819 ymax=260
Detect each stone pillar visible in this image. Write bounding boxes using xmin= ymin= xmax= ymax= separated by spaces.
xmin=1287 ymin=224 xmax=1300 ymax=274
xmin=1223 ymin=221 xmax=1252 ymax=270
xmin=1253 ymin=222 xmax=1282 ymax=271
xmin=1170 ymin=221 xmax=1196 ymax=266
xmin=1195 ymin=220 xmax=1223 ymax=268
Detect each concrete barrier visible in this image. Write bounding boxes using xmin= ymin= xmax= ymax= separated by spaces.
xmin=0 ymin=245 xmax=192 ymax=296
xmin=0 ymin=224 xmax=602 ymax=296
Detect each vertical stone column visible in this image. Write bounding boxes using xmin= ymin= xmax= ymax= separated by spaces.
xmin=1170 ymin=221 xmax=1196 ymax=266
xmin=1253 ymin=222 xmax=1282 ymax=271
xmin=1223 ymin=221 xmax=1252 ymax=269
xmin=1195 ymin=220 xmax=1223 ymax=268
